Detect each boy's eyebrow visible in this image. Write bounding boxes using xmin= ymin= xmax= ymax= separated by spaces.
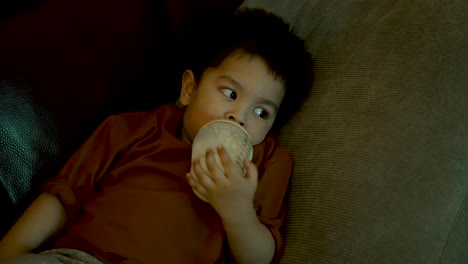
xmin=219 ymin=75 xmax=279 ymax=113
xmin=220 ymin=75 xmax=243 ymax=90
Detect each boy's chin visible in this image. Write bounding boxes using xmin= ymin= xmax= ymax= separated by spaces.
xmin=179 ymin=127 xmax=194 ymax=145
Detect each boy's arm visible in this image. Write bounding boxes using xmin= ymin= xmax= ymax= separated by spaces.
xmin=222 ymin=207 xmax=275 ymax=264
xmin=224 ymin=147 xmax=291 ymax=264
xmin=189 ymin=145 xmax=291 ymax=263
xmin=0 ymin=193 xmax=66 ymax=261
xmin=0 ymin=110 xmax=158 ymax=262
xmin=223 ymin=147 xmax=291 ymax=264
xmin=0 ymin=115 xmax=116 ymax=262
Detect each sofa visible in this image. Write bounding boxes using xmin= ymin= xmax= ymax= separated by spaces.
xmin=1 ymin=0 xmax=468 ymax=263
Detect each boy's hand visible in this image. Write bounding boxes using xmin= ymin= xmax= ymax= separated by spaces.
xmin=187 ymin=145 xmax=258 ymax=221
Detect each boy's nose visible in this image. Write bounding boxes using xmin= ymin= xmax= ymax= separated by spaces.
xmin=226 ymin=113 xmax=245 ymax=127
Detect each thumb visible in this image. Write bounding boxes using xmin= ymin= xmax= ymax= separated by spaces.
xmin=243 ymin=158 xmax=258 ymax=183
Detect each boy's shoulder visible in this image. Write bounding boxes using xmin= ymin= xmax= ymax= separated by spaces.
xmin=101 ymin=103 xmax=183 ymax=136
xmin=107 ymin=103 xmax=182 ymax=126
xmin=254 ymin=134 xmax=292 ymax=167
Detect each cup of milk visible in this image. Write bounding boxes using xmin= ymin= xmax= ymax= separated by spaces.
xmin=190 ymin=120 xmax=253 ymax=201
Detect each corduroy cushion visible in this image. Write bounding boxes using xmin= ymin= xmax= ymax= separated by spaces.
xmin=242 ymin=0 xmax=468 ymax=263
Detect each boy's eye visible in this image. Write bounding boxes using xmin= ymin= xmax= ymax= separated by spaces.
xmin=254 ymin=107 xmax=269 ymax=119
xmin=221 ymin=88 xmax=237 ymax=100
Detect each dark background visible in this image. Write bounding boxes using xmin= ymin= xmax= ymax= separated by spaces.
xmin=0 ymin=0 xmax=242 ymax=237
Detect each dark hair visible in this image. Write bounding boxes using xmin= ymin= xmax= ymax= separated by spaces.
xmin=187 ymin=8 xmax=313 ymax=131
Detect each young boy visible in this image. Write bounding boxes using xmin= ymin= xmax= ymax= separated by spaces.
xmin=0 ymin=8 xmax=312 ymax=264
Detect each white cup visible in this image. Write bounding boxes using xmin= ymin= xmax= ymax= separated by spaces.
xmin=190 ymin=120 xmax=253 ymax=201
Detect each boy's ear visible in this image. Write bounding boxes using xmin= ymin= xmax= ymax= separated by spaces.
xmin=179 ymin=70 xmax=196 ymax=107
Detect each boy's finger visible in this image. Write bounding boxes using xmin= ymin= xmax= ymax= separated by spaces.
xmin=243 ymin=158 xmax=258 ymax=183
xmin=192 ymin=160 xmax=215 ymax=188
xmin=216 ymin=145 xmax=237 ymax=178
xmin=204 ymin=148 xmax=223 ymax=182
xmin=187 ymin=173 xmax=208 ymax=197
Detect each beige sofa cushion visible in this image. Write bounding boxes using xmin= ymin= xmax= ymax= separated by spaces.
xmin=242 ymin=0 xmax=468 ymax=263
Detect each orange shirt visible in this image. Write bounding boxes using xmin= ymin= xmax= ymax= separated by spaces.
xmin=41 ymin=103 xmax=292 ymax=264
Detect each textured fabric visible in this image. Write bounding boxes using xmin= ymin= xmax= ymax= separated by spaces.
xmin=0 ymin=79 xmax=59 ymax=202
xmin=0 ymin=249 xmax=102 ymax=264
xmin=0 ymin=78 xmax=60 ymax=234
xmin=41 ymin=103 xmax=292 ymax=263
xmin=0 ymin=253 xmax=63 ymax=264
xmin=242 ymin=0 xmax=468 ymax=263
xmin=41 ymin=248 xmax=103 ymax=264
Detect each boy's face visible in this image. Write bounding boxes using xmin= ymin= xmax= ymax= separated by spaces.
xmin=179 ymin=52 xmax=285 ymax=146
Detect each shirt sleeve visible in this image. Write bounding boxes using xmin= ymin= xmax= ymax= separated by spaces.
xmin=254 ymin=147 xmax=293 ymax=264
xmin=40 ymin=115 xmax=124 ymax=224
